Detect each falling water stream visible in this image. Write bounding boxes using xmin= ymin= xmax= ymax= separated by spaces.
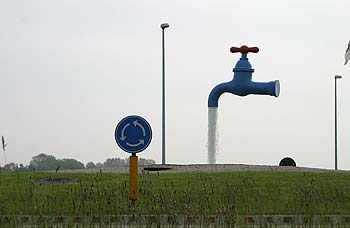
xmin=207 ymin=107 xmax=218 ymax=164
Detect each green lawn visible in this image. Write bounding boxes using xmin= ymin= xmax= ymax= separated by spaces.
xmin=0 ymin=171 xmax=350 ymax=216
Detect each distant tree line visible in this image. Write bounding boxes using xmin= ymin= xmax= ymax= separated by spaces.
xmin=0 ymin=153 xmax=155 ymax=172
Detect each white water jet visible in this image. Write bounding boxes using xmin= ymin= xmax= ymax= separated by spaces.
xmin=207 ymin=107 xmax=218 ymax=164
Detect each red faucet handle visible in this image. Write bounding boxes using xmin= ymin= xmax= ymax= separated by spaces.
xmin=230 ymin=45 xmax=259 ymax=54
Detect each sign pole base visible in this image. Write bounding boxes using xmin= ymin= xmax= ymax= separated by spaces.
xmin=129 ymin=153 xmax=138 ymax=201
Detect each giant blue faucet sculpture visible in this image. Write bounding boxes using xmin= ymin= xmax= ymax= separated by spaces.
xmin=207 ymin=45 xmax=280 ymax=164
xmin=208 ymin=45 xmax=280 ymax=107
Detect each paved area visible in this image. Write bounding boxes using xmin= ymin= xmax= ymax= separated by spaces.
xmin=61 ymin=164 xmax=349 ymax=174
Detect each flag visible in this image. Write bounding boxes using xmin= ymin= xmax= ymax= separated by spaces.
xmin=345 ymin=40 xmax=350 ymax=65
xmin=2 ymin=136 xmax=6 ymax=151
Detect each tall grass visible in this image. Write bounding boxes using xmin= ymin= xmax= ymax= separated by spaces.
xmin=0 ymin=171 xmax=350 ymax=226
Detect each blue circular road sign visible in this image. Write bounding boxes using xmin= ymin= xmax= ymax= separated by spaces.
xmin=115 ymin=115 xmax=152 ymax=153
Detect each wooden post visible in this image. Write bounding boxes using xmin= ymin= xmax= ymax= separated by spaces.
xmin=129 ymin=153 xmax=138 ymax=200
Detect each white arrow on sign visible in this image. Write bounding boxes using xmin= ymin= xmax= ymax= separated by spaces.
xmin=120 ymin=123 xmax=130 ymax=141
xmin=126 ymin=139 xmax=145 ymax=147
xmin=133 ymin=120 xmax=146 ymax=136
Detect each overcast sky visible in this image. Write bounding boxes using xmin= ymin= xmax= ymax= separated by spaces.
xmin=1 ymin=0 xmax=349 ymax=169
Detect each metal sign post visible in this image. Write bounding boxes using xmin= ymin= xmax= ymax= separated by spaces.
xmin=115 ymin=115 xmax=152 ymax=201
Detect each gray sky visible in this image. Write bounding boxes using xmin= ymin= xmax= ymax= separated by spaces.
xmin=1 ymin=0 xmax=349 ymax=169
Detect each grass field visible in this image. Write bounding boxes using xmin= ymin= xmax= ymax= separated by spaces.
xmin=1 ymin=170 xmax=350 ymax=218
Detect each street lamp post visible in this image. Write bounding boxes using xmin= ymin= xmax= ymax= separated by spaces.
xmin=160 ymin=23 xmax=169 ymax=165
xmin=334 ymin=75 xmax=342 ymax=170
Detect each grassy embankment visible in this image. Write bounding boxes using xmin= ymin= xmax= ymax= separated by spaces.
xmin=0 ymin=171 xmax=349 ymax=216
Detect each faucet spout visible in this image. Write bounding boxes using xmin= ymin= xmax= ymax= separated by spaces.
xmin=208 ymin=82 xmax=238 ymax=107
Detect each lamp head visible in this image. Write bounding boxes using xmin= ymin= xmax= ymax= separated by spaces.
xmin=160 ymin=23 xmax=170 ymax=29
xmin=335 ymin=75 xmax=342 ymax=79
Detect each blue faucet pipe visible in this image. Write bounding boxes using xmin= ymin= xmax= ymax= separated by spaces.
xmin=208 ymin=45 xmax=280 ymax=107
xmin=208 ymin=80 xmax=280 ymax=107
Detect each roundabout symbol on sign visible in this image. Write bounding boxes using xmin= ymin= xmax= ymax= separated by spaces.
xmin=115 ymin=115 xmax=152 ymax=153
